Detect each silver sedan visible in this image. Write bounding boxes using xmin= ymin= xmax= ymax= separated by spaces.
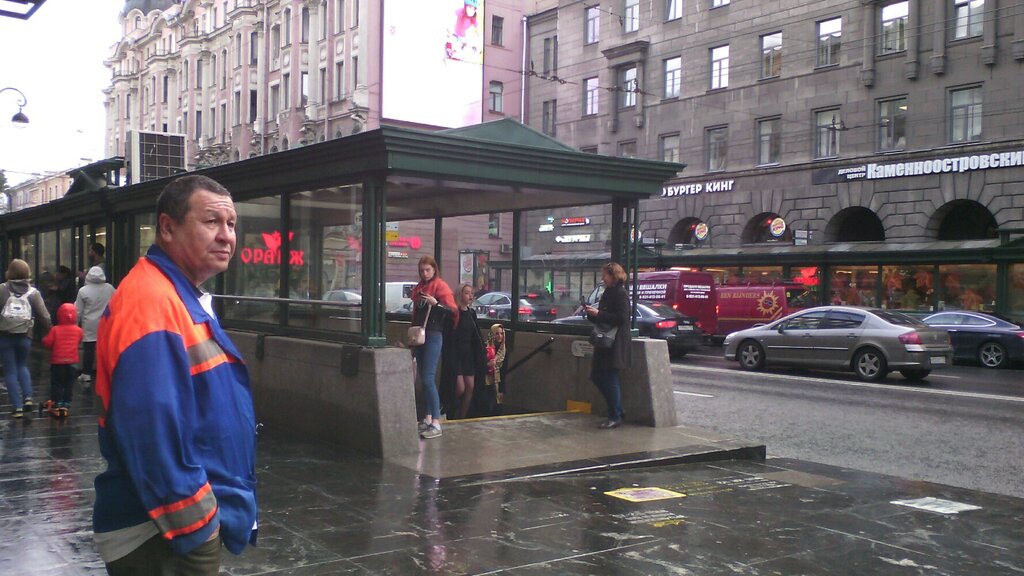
xmin=723 ymin=306 xmax=953 ymax=382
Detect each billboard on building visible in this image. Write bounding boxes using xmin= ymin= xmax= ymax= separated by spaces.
xmin=382 ymin=0 xmax=483 ymax=128
xmin=126 ymin=130 xmax=187 ymax=184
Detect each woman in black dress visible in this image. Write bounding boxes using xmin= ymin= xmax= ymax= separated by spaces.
xmin=452 ymin=283 xmax=487 ymax=419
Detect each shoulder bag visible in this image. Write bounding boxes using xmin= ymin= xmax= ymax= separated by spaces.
xmin=407 ymin=305 xmax=432 ymax=346
xmin=589 ymin=323 xmax=618 ymax=350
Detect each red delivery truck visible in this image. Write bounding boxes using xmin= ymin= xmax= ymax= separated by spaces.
xmin=714 ymin=284 xmax=819 ymax=337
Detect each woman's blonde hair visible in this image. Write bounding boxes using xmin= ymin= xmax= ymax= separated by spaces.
xmin=602 ymin=262 xmax=627 ymax=284
xmin=6 ymin=259 xmax=31 ymax=280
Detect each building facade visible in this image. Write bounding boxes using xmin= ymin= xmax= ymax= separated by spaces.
xmin=525 ymin=0 xmax=1024 ymax=318
xmin=6 ymin=172 xmax=74 ymax=212
xmin=106 ymin=0 xmax=528 ymax=170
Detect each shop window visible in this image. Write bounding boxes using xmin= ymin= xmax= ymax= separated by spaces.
xmin=939 ymin=264 xmax=995 ymax=312
xmin=1008 ymin=264 xmax=1024 ymax=322
xmin=882 ymin=265 xmax=934 ymax=311
xmin=830 ymin=266 xmax=879 ymax=307
xmin=135 ymin=213 xmax=156 ymax=259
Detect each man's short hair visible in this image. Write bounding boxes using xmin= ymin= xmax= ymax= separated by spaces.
xmin=90 ymin=242 xmax=105 ymax=258
xmin=157 ymin=175 xmax=232 ymax=224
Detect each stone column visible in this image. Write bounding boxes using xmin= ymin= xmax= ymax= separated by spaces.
xmin=903 ymin=0 xmax=919 ymax=79
xmin=930 ymin=0 xmax=946 ymax=74
xmin=981 ymin=0 xmax=997 ymax=65
xmin=860 ymin=0 xmax=875 ymax=87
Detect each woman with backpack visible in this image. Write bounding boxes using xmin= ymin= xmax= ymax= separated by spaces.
xmin=0 ymin=259 xmax=51 ymax=418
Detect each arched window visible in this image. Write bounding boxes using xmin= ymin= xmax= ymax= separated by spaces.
xmin=742 ymin=213 xmax=792 ymax=244
xmin=933 ymin=200 xmax=998 ymax=240
xmin=825 ymin=207 xmax=885 ymax=242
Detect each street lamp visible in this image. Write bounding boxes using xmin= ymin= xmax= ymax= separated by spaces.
xmin=0 ymin=87 xmax=30 ymax=128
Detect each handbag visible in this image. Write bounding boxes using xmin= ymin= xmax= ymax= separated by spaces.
xmin=589 ymin=323 xmax=618 ymax=350
xmin=406 ymin=304 xmax=432 ymax=346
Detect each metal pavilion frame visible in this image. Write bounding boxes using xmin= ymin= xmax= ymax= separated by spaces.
xmin=0 ymin=120 xmax=683 ymax=345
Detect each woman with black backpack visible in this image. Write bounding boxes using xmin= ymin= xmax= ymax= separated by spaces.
xmin=0 ymin=259 xmax=51 ymax=418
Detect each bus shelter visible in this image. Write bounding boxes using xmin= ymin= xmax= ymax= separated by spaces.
xmin=0 ymin=119 xmax=684 ymax=457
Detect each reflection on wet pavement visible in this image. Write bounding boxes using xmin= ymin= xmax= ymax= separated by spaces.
xmin=3 ymin=365 xmax=1023 ymax=574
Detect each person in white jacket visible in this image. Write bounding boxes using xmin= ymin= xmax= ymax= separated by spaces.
xmin=75 ymin=266 xmax=115 ymax=390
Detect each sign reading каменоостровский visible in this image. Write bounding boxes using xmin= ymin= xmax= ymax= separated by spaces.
xmin=812 ymin=148 xmax=1024 ymax=185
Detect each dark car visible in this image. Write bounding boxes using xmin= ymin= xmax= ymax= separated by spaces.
xmin=522 ymin=290 xmax=560 ymax=321
xmin=922 ymin=310 xmax=1024 ymax=369
xmin=552 ymin=301 xmax=703 ymax=357
xmin=472 ymin=292 xmax=537 ymax=321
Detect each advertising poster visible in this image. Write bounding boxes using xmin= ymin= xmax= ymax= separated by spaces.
xmin=382 ymin=0 xmax=484 ymax=127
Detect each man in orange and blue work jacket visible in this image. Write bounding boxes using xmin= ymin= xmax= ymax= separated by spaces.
xmin=93 ymin=175 xmax=257 ymax=574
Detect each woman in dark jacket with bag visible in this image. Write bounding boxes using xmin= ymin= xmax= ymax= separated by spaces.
xmin=584 ymin=262 xmax=632 ymax=429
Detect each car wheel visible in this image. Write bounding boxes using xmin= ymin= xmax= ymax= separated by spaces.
xmin=737 ymin=341 xmax=765 ymax=371
xmin=853 ymin=348 xmax=888 ymax=382
xmin=899 ymin=369 xmax=931 ymax=381
xmin=978 ymin=341 xmax=1006 ymax=369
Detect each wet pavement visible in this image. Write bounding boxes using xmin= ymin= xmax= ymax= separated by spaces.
xmin=3 ymin=359 xmax=1024 ymax=574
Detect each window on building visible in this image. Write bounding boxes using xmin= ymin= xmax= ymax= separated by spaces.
xmin=761 ymin=32 xmax=782 ymax=78
xmin=335 ymin=60 xmax=345 ymax=99
xmin=624 ymin=0 xmax=639 ymax=32
xmin=659 ymin=133 xmax=680 ymax=163
xmin=213 ymin=8 xmax=218 ymax=29
xmin=249 ymin=89 xmax=258 ymax=122
xmin=585 ymin=5 xmax=600 ymax=44
xmin=196 ymin=110 xmax=203 ymax=139
xmin=584 ymin=76 xmax=599 ymax=115
xmin=879 ymin=1 xmax=908 ymax=55
xmin=319 ymin=66 xmax=327 ymax=103
xmin=353 ymin=0 xmax=359 ymax=26
xmin=710 ymin=45 xmax=729 ymax=89
xmin=712 ymin=0 xmax=729 ymax=6
xmin=222 ymin=49 xmax=228 ymax=83
xmin=620 ymin=66 xmax=637 ymax=108
xmin=878 ymin=97 xmax=907 ymax=151
xmin=271 ymin=25 xmax=280 ymax=61
xmin=352 ymin=55 xmax=359 ymax=87
xmin=301 ymin=72 xmax=309 ymax=106
xmin=666 ymin=0 xmax=682 ymax=21
xmin=664 ymin=56 xmax=681 ymax=98
xmin=125 ymin=93 xmax=131 ymax=119
xmin=282 ymin=73 xmax=290 ymax=109
xmin=954 ymin=0 xmax=984 ymax=39
xmin=581 ymin=145 xmax=599 ymax=154
xmin=492 ymin=15 xmax=504 ymax=46
xmin=283 ymin=9 xmax=292 ymax=44
xmin=234 ymin=90 xmax=241 ymax=125
xmin=488 ymin=81 xmax=504 ymax=113
xmin=210 ymin=106 xmax=216 ymax=138
xmin=250 ymin=32 xmax=258 ymax=65
xmin=270 ymin=84 xmax=280 ymax=116
xmin=542 ymin=99 xmax=557 ymax=136
xmin=757 ymin=117 xmax=780 ymax=165
xmin=335 ymin=0 xmax=345 ymax=32
xmin=196 ymin=58 xmax=203 ymax=88
xmin=815 ymin=109 xmax=841 ymax=158
xmin=950 ymin=86 xmax=982 ymax=143
xmin=706 ymin=126 xmax=727 ymax=171
xmin=211 ymin=54 xmax=218 ymax=87
xmin=618 ymin=140 xmax=637 ymax=158
xmin=301 ymin=7 xmax=310 ymax=42
xmin=817 ymin=17 xmax=842 ymax=67
xmin=543 ymin=36 xmax=558 ymax=75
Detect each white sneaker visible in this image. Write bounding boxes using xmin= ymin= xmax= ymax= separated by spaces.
xmin=420 ymin=424 xmax=442 ymax=439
